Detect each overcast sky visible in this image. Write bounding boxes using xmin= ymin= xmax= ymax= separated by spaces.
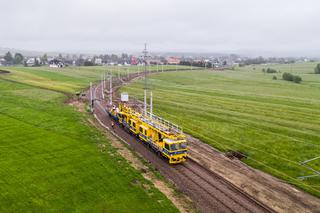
xmin=1 ymin=0 xmax=320 ymax=56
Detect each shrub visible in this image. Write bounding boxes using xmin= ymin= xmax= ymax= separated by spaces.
xmin=272 ymin=75 xmax=277 ymax=80
xmin=315 ymin=64 xmax=320 ymax=74
xmin=262 ymin=68 xmax=265 ymax=72
xmin=84 ymin=61 xmax=94 ymax=66
xmin=266 ymin=68 xmax=277 ymax=73
xmin=282 ymin=72 xmax=302 ymax=83
xmin=282 ymin=72 xmax=293 ymax=81
xmin=293 ymin=75 xmax=302 ymax=83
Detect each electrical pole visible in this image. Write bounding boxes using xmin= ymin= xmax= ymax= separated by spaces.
xmin=101 ymin=74 xmax=104 ymax=99
xmin=150 ymin=91 xmax=153 ymax=117
xmin=143 ymin=43 xmax=148 ymax=116
xmin=90 ymin=82 xmax=93 ymax=112
xmin=102 ymin=73 xmax=104 ymax=89
xmin=109 ymin=73 xmax=112 ymax=106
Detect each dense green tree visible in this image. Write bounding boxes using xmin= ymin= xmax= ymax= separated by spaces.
xmin=41 ymin=53 xmax=48 ymax=63
xmin=282 ymin=72 xmax=302 ymax=83
xmin=84 ymin=61 xmax=94 ymax=66
xmin=282 ymin=72 xmax=293 ymax=81
xmin=315 ymin=64 xmax=320 ymax=74
xmin=266 ymin=68 xmax=277 ymax=73
xmin=4 ymin=51 xmax=13 ymax=63
xmin=34 ymin=58 xmax=40 ymax=67
xmin=13 ymin=53 xmax=24 ymax=64
xmin=111 ymin=54 xmax=119 ymax=62
xmin=293 ymin=75 xmax=302 ymax=83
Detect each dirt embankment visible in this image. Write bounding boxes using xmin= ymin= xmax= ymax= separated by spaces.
xmin=0 ymin=69 xmax=10 ymax=74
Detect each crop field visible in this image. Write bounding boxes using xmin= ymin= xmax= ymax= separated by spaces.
xmin=0 ymin=67 xmax=179 ymax=212
xmin=121 ymin=62 xmax=320 ymax=197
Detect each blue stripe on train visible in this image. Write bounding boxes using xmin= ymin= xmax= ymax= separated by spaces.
xmin=108 ymin=113 xmax=118 ymax=121
xmin=162 ymin=149 xmax=187 ymax=156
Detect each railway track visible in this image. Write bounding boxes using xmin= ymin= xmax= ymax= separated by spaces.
xmin=182 ymin=159 xmax=275 ymax=213
xmin=88 ymin=72 xmax=275 ymax=213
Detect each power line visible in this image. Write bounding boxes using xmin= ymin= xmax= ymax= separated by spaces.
xmin=298 ymin=156 xmax=320 ymax=180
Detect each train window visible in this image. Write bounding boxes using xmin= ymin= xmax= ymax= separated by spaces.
xmin=170 ymin=144 xmax=178 ymax=151
xmin=158 ymin=133 xmax=163 ymax=141
xmin=165 ymin=143 xmax=170 ymax=150
xmin=144 ymin=130 xmax=147 ymax=135
xmin=133 ymin=122 xmax=136 ymax=127
xmin=179 ymin=142 xmax=187 ymax=149
xmin=139 ymin=127 xmax=143 ymax=133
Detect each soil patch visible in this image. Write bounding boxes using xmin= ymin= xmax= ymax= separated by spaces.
xmin=66 ymin=98 xmax=86 ymax=113
xmin=0 ymin=69 xmax=10 ymax=74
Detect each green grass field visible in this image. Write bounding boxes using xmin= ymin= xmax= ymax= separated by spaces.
xmin=0 ymin=66 xmax=180 ymax=212
xmin=0 ymin=65 xmax=193 ymax=94
xmin=121 ymin=62 xmax=320 ymax=197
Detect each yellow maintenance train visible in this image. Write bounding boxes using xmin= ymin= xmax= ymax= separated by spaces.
xmin=108 ymin=102 xmax=187 ymax=164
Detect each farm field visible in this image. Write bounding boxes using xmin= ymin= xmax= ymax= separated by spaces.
xmin=121 ymin=62 xmax=320 ymax=197
xmin=0 ymin=65 xmax=192 ymax=94
xmin=0 ymin=66 xmax=179 ymax=212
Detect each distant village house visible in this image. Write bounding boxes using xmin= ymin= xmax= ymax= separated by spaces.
xmin=49 ymin=59 xmax=65 ymax=68
xmin=167 ymin=57 xmax=180 ymax=65
xmin=25 ymin=57 xmax=41 ymax=67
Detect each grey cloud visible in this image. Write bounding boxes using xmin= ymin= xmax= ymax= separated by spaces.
xmin=1 ymin=0 xmax=320 ymax=56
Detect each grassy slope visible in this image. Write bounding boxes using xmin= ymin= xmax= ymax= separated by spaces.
xmin=0 ymin=66 xmax=179 ymax=212
xmin=121 ymin=62 xmax=320 ymax=197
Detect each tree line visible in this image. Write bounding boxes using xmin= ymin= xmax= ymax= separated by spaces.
xmin=315 ymin=64 xmax=320 ymax=74
xmin=3 ymin=51 xmax=24 ymax=65
xmin=180 ymin=60 xmax=227 ymax=68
